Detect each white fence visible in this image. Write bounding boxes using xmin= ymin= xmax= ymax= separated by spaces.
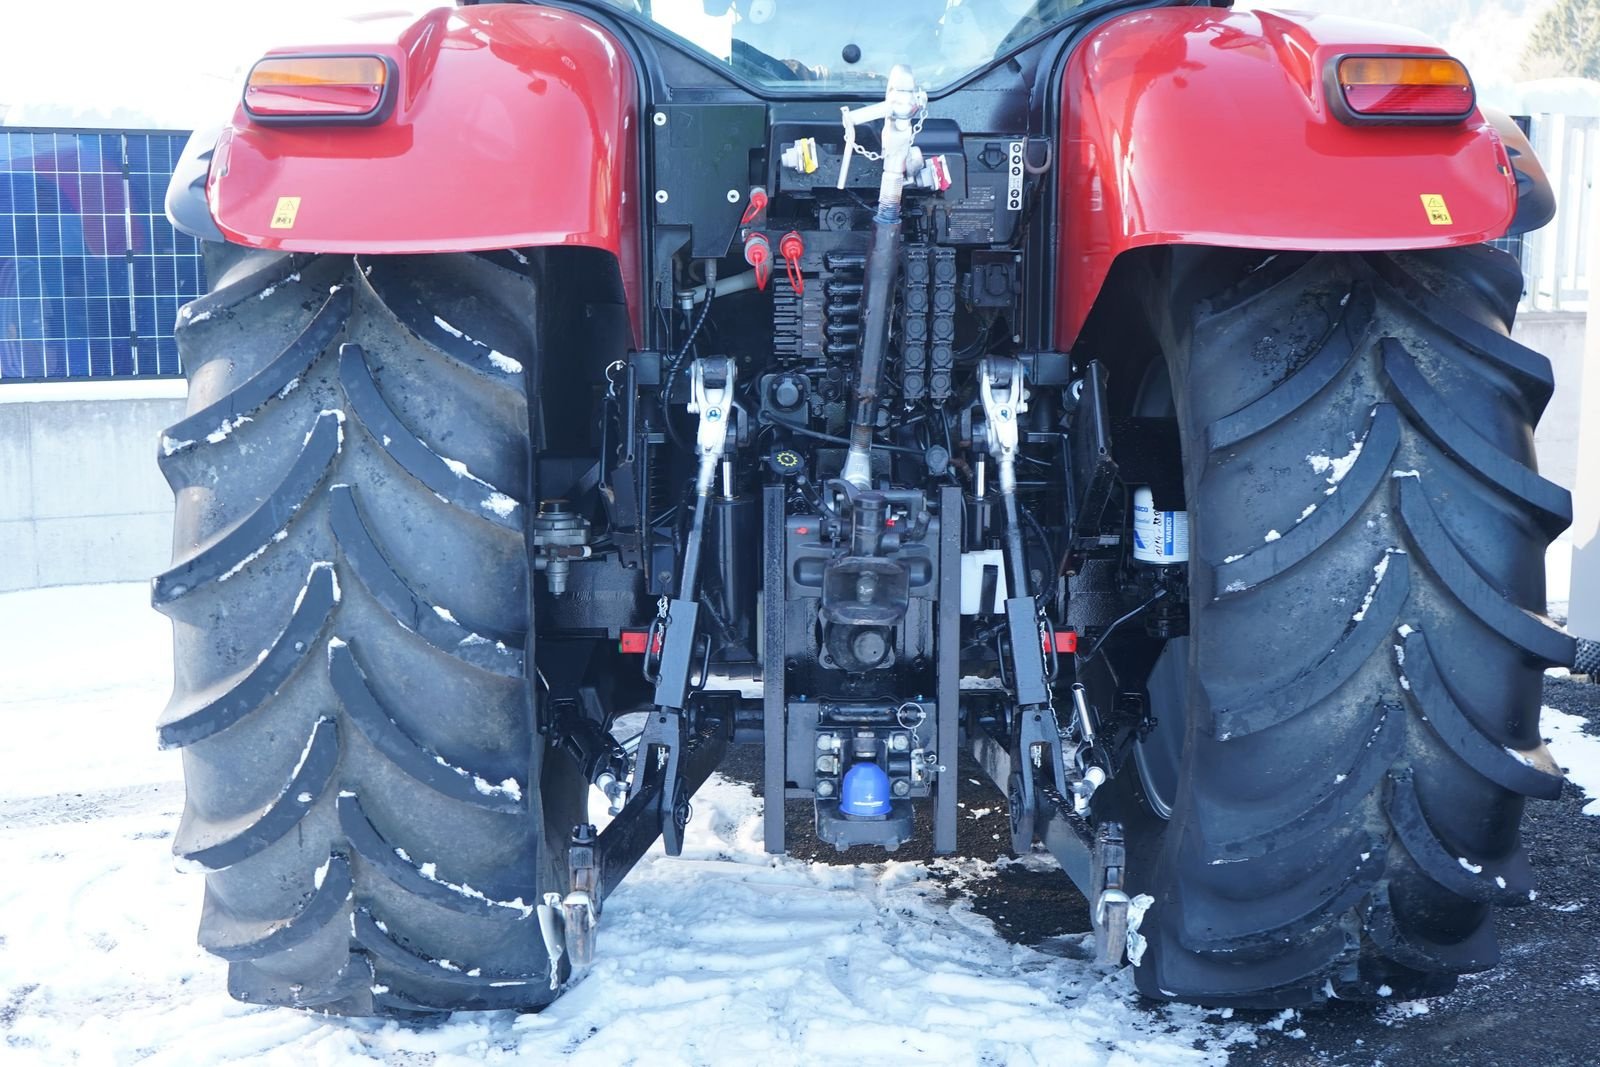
xmin=1522 ymin=113 xmax=1596 ymax=313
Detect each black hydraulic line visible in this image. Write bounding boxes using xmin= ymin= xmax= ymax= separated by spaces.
xmin=1078 ymin=587 xmax=1169 ymax=664
xmin=757 ymin=411 xmax=922 ymax=455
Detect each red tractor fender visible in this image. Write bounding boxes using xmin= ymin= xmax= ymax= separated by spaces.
xmin=206 ymin=5 xmax=641 ymax=340
xmin=1055 ymin=7 xmax=1519 ymax=348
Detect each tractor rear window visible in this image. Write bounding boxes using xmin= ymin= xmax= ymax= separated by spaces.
xmin=627 ymin=0 xmax=1104 ymax=92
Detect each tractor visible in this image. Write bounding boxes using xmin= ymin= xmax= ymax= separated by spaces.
xmin=156 ymin=0 xmax=1573 ymax=1014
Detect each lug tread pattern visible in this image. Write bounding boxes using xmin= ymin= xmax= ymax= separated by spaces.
xmin=359 ymin=255 xmax=529 ymax=391
xmin=161 ymin=287 xmax=352 ymax=467
xmin=338 ymin=793 xmax=535 ymax=917
xmin=174 ymin=717 xmax=338 ymax=869
xmin=351 ymin=908 xmax=542 ymax=1010
xmin=1401 ymin=629 xmax=1565 ymax=799
xmin=328 ymin=484 xmax=525 ymax=675
xmin=331 ymin=641 xmax=525 ymax=813
xmin=1175 ymin=834 xmax=1386 ymax=955
xmin=200 ymin=853 xmax=353 ymax=962
xmin=1140 ymin=248 xmax=1572 ymax=1007
xmin=337 ymin=343 xmax=523 ymax=531
xmin=1206 ymin=284 xmax=1374 ymax=452
xmin=1382 ymin=338 xmax=1571 ymax=534
xmin=157 ymin=563 xmax=337 ymax=748
xmin=1211 ymin=404 xmax=1400 ymax=598
xmin=1194 ymin=702 xmax=1404 ymax=856
xmin=158 ymin=249 xmax=565 ymax=1017
xmin=152 ymin=412 xmax=342 ymax=604
xmin=173 ymin=252 xmax=320 ymax=327
xmin=1394 ymin=477 xmax=1573 ymax=664
xmin=1384 ymin=767 xmax=1534 ymax=904
xmin=1364 ymin=250 xmax=1554 ymax=413
xmin=1207 ymin=554 xmax=1410 ymax=739
xmin=1362 ymin=883 xmax=1499 ymax=974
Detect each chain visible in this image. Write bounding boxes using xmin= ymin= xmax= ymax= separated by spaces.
xmin=850 ymin=107 xmax=927 ymax=164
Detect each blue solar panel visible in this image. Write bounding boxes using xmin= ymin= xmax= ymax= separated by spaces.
xmin=0 ymin=129 xmax=205 ymax=380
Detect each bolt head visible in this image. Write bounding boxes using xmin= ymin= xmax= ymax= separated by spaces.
xmin=816 ymin=779 xmax=835 ymax=798
xmin=890 ymin=733 xmax=909 ymax=752
xmin=891 ymin=779 xmax=911 ymax=797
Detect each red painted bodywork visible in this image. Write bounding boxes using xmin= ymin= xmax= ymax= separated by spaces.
xmin=208 ymin=4 xmax=640 ymax=340
xmin=1055 ymin=7 xmax=1517 ymax=348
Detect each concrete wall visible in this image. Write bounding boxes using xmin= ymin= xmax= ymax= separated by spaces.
xmin=1514 ymin=310 xmax=1591 ymax=619
xmin=1518 ymin=311 xmax=1588 ymax=495
xmin=0 ymin=382 xmax=184 ymax=592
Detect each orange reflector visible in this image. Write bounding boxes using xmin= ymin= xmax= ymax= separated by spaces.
xmin=1335 ymin=56 xmax=1474 ymax=120
xmin=244 ymin=55 xmax=393 ymax=122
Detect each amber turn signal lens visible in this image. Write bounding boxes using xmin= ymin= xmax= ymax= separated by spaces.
xmin=244 ymin=56 xmax=391 ymax=120
xmin=1336 ymin=56 xmax=1474 ymax=119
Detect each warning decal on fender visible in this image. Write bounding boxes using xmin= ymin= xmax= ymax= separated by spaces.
xmin=270 ymin=197 xmax=301 ymax=229
xmin=1421 ymin=194 xmax=1453 ymax=226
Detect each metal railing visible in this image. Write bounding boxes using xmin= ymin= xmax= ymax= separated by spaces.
xmin=1520 ymin=113 xmax=1596 ymax=313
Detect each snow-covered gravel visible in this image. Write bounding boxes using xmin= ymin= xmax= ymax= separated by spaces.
xmin=0 ymin=584 xmax=1249 ymax=1065
xmin=1543 ymin=704 xmax=1600 ymax=816
xmin=4 ymin=583 xmax=1598 ymax=1065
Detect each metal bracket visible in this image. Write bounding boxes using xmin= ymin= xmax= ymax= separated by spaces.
xmin=974 ymin=703 xmax=1099 ymax=901
xmin=562 ymin=824 xmax=600 ymax=969
xmin=688 ymin=357 xmax=736 ymax=463
xmin=978 ymin=356 xmax=1025 ymax=473
xmin=1003 ymin=703 xmax=1069 ymax=855
xmin=1004 ymin=596 xmax=1051 ymax=708
xmin=1090 ymin=820 xmax=1129 ymax=966
xmin=762 ymin=485 xmax=789 ymax=854
xmin=626 ymin=709 xmax=690 ymax=854
xmin=650 ymin=599 xmax=704 ymax=711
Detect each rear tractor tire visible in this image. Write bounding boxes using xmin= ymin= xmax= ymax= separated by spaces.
xmin=1123 ymin=247 xmax=1573 ymax=1006
xmin=154 ymin=246 xmax=585 ymax=1016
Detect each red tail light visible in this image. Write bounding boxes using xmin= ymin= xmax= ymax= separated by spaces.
xmin=244 ymin=55 xmax=396 ymax=124
xmin=1331 ymin=55 xmax=1475 ymax=124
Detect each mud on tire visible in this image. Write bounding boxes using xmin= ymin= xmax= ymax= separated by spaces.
xmin=1129 ymin=246 xmax=1573 ymax=1006
xmin=154 ymin=246 xmax=585 ymax=1016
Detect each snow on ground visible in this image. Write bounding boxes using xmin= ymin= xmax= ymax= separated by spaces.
xmin=1543 ymin=705 xmax=1600 ymax=816
xmin=0 ymin=585 xmax=1245 ymax=1066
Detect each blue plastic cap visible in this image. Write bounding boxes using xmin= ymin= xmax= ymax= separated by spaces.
xmin=839 ymin=761 xmax=892 ymax=818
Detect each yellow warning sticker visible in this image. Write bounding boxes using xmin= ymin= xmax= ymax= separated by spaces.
xmin=1421 ymin=194 xmax=1453 ymax=226
xmin=270 ymin=196 xmax=301 ymax=229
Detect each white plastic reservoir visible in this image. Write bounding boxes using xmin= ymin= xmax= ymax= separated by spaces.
xmin=1132 ymin=486 xmax=1190 ymax=565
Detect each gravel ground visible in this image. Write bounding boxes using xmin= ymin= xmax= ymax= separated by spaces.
xmin=723 ymin=674 xmax=1600 ymax=1065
